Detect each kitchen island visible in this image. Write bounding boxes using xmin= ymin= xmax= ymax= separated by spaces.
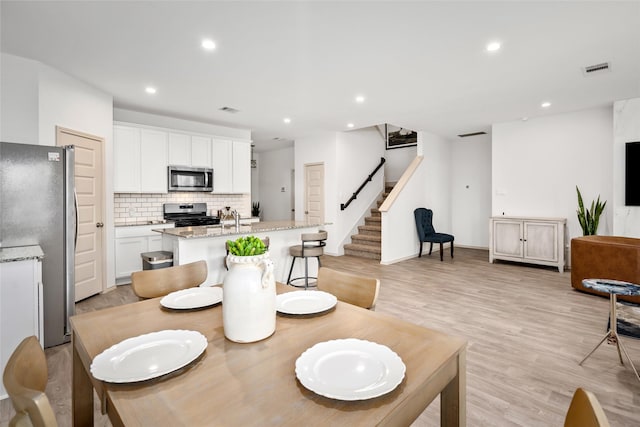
xmin=155 ymin=221 xmax=327 ymax=286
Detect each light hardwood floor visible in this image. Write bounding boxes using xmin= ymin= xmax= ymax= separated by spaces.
xmin=2 ymin=248 xmax=639 ymax=426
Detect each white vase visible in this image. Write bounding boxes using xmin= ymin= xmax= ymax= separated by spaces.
xmin=223 ymin=252 xmax=276 ymax=343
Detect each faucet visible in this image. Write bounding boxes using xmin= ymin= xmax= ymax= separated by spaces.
xmin=232 ymin=210 xmax=241 ymax=231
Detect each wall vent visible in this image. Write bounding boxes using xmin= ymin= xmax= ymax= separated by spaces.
xmin=583 ymin=62 xmax=611 ymax=76
xmin=219 ymin=106 xmax=240 ymax=113
xmin=457 ymin=131 xmax=487 ymax=138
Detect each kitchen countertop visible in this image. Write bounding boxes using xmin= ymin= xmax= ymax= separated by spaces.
xmin=0 ymin=245 xmax=44 ymax=263
xmin=155 ymin=220 xmax=327 ymax=239
xmin=115 ymin=220 xmax=174 ymax=227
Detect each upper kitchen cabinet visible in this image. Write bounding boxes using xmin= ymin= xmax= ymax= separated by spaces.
xmin=211 ymin=139 xmax=251 ymax=193
xmin=114 ymin=124 xmax=168 ymax=193
xmin=191 ymin=136 xmax=212 ymax=168
xmin=169 ymin=133 xmax=213 ymax=168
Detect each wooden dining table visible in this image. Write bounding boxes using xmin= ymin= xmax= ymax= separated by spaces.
xmin=71 ymin=283 xmax=467 ymax=426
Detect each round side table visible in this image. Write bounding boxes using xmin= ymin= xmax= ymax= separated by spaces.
xmin=579 ymin=278 xmax=640 ymax=382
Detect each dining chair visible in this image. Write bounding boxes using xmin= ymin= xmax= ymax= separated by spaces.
xmin=224 ymin=236 xmax=270 ymax=270
xmin=286 ymin=230 xmax=328 ymax=289
xmin=317 ymin=267 xmax=380 ymax=309
xmin=2 ymin=336 xmax=58 ymax=427
xmin=131 ymin=259 xmax=208 ymax=299
xmin=414 ymin=208 xmax=454 ymax=261
xmin=564 ymin=387 xmax=610 ymax=427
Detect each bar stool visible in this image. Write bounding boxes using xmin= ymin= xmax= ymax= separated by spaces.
xmin=286 ymin=230 xmax=327 ymax=289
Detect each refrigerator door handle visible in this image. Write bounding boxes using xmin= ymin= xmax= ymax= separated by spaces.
xmin=64 ymin=145 xmax=76 ymax=338
xmin=74 ymin=190 xmax=79 ymax=247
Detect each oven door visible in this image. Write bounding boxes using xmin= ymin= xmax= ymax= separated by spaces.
xmin=168 ymin=166 xmax=213 ymax=192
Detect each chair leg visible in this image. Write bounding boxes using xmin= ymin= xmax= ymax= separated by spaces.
xmin=419 ymin=241 xmax=423 ymax=257
xmin=286 ymin=256 xmax=296 ymax=285
xmin=429 ymin=242 xmax=433 ymax=255
xmin=439 ymin=243 xmax=444 ymax=261
xmin=451 ymin=241 xmax=454 ymax=258
xmin=304 ymin=256 xmax=309 ymax=289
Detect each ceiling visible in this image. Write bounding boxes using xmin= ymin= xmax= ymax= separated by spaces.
xmin=1 ymin=1 xmax=639 ymax=152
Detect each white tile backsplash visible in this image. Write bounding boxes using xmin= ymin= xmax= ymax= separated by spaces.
xmin=114 ymin=193 xmax=251 ymax=225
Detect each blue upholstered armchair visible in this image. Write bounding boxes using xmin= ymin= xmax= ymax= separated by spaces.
xmin=414 ymin=208 xmax=454 ymax=261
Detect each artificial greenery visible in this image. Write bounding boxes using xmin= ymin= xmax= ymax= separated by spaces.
xmin=251 ymin=201 xmax=261 ymax=217
xmin=227 ymin=235 xmax=267 ymax=256
xmin=576 ymin=186 xmax=606 ymax=236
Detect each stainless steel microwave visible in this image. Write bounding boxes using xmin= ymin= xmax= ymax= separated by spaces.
xmin=168 ymin=166 xmax=213 ymax=192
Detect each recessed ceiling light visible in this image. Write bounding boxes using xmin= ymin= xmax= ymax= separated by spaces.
xmin=347 ymin=123 xmax=354 ymax=128
xmin=486 ymin=42 xmax=501 ymax=52
xmin=201 ymin=39 xmax=216 ymax=50
xmin=283 ymin=117 xmax=291 ymax=124
xmin=355 ymin=95 xmax=365 ymax=103
xmin=522 ymin=117 xmax=528 ymax=121
xmin=145 ymin=86 xmax=157 ymax=94
xmin=541 ymin=102 xmax=551 ymax=108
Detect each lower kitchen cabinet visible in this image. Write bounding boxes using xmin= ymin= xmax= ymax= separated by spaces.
xmin=489 ymin=216 xmax=566 ymax=272
xmin=115 ymin=224 xmax=175 ymax=282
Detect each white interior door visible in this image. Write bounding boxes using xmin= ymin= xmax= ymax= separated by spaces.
xmin=304 ymin=163 xmax=324 ymax=223
xmin=57 ymin=127 xmax=104 ymax=301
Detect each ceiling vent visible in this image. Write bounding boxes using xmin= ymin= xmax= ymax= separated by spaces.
xmin=219 ymin=106 xmax=240 ymax=113
xmin=458 ymin=131 xmax=487 ymax=138
xmin=583 ymin=62 xmax=611 ymax=76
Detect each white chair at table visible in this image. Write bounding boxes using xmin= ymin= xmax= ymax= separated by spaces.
xmin=3 ymin=335 xmax=58 ymax=427
xmin=286 ymin=230 xmax=327 ymax=289
xmin=131 ymin=259 xmax=208 ymax=299
xmin=317 ymin=267 xmax=380 ymax=310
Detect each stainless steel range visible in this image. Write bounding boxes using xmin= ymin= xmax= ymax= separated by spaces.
xmin=163 ymin=203 xmax=220 ymax=227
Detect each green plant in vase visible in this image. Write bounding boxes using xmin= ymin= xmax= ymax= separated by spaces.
xmin=576 ymin=186 xmax=606 ymax=236
xmin=226 ymin=235 xmax=267 ymax=256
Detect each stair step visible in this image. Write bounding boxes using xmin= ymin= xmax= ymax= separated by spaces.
xmin=358 ymin=225 xmax=381 ymax=235
xmin=344 ymin=243 xmax=381 ymax=260
xmin=364 ymin=216 xmax=381 ymax=226
xmin=351 ymin=235 xmax=381 ymax=246
xmin=370 ymin=208 xmax=381 ymax=217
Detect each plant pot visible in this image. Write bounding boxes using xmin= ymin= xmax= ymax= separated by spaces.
xmin=222 ymin=252 xmax=276 ymax=343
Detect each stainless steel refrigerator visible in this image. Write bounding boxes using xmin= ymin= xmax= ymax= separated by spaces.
xmin=0 ymin=142 xmax=76 ymax=348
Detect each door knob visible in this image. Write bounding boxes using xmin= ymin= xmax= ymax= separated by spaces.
xmin=96 ymin=222 xmax=104 ymax=228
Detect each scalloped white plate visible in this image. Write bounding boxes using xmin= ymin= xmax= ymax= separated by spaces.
xmin=90 ymin=330 xmax=208 ymax=383
xmin=276 ymin=290 xmax=337 ymax=315
xmin=160 ymin=287 xmax=223 ymax=310
xmin=295 ymin=338 xmax=405 ymax=400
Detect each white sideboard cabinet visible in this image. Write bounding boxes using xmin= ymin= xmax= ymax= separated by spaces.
xmin=489 ymin=216 xmax=566 ymax=272
xmin=115 ymin=223 xmax=175 ymax=282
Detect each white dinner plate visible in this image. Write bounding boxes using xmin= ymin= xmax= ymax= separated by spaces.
xmin=295 ymin=338 xmax=405 ymax=400
xmin=160 ymin=287 xmax=223 ymax=310
xmin=276 ymin=290 xmax=337 ymax=315
xmin=90 ymin=330 xmax=208 ymax=383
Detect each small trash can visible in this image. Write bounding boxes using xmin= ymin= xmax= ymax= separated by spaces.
xmin=141 ymin=251 xmax=173 ymax=270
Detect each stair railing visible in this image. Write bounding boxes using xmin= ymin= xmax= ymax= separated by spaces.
xmin=340 ymin=157 xmax=386 ymax=211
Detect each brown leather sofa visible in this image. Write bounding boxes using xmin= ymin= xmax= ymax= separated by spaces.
xmin=571 ymin=236 xmax=640 ymax=304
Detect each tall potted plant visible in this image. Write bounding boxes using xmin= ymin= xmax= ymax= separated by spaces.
xmin=576 ymin=186 xmax=606 ymax=235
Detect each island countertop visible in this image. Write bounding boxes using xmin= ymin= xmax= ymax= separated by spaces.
xmin=154 ymin=220 xmax=328 ymax=239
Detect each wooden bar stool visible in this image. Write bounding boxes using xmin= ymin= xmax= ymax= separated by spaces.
xmin=286 ymin=230 xmax=327 ymax=289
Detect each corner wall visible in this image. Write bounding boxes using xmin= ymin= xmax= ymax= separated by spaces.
xmin=258 ymin=146 xmax=295 ymax=221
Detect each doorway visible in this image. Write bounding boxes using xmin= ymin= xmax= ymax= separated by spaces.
xmin=304 ymin=163 xmax=324 ymax=223
xmin=56 ymin=127 xmax=104 ymax=301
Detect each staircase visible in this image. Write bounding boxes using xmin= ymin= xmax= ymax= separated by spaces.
xmin=343 ymin=183 xmax=394 ymax=260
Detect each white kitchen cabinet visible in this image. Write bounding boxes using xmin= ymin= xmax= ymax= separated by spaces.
xmin=1 ymin=254 xmax=43 ymax=399
xmin=168 ymin=133 xmax=191 ymax=166
xmin=140 ymin=129 xmax=168 ymax=193
xmin=114 ymin=224 xmax=175 ymax=282
xmin=191 ymin=136 xmax=212 ymax=168
xmin=489 ymin=216 xmax=566 ymax=272
xmin=232 ymin=140 xmax=251 ymax=193
xmin=113 ymin=125 xmax=141 ymax=192
xmin=211 ymin=139 xmax=233 ymax=193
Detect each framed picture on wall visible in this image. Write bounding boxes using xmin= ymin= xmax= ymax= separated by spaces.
xmin=385 ymin=124 xmax=417 ymax=149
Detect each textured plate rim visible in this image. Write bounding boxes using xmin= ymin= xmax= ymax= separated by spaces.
xmin=160 ymin=287 xmax=223 ymax=309
xmin=276 ymin=290 xmax=337 ymax=314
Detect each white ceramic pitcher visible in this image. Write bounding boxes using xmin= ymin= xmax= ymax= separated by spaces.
xmin=222 ymin=252 xmax=276 ymax=343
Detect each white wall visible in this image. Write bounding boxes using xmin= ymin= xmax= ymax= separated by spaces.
xmin=0 ymin=53 xmax=39 ymax=144
xmin=258 ymin=146 xmax=295 ymax=221
xmin=451 ymin=135 xmax=492 ymax=248
xmin=385 ymin=145 xmax=416 ymax=183
xmin=422 ymin=131 xmax=453 ymax=234
xmin=251 ymin=151 xmax=261 ymax=207
xmin=113 ymin=108 xmax=251 ymax=140
xmin=492 ymin=107 xmax=613 ymax=241
xmin=613 ymin=97 xmax=640 ymax=237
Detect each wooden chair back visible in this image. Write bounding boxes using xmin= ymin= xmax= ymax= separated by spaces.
xmin=131 ymin=260 xmax=208 ymax=299
xmin=564 ymin=388 xmax=610 ymax=427
xmin=317 ymin=267 xmax=380 ymax=309
xmin=2 ymin=336 xmax=58 ymax=427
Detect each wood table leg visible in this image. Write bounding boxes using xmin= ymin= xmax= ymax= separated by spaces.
xmin=441 ymin=348 xmax=466 ymax=427
xmin=72 ymin=337 xmax=94 ymax=426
